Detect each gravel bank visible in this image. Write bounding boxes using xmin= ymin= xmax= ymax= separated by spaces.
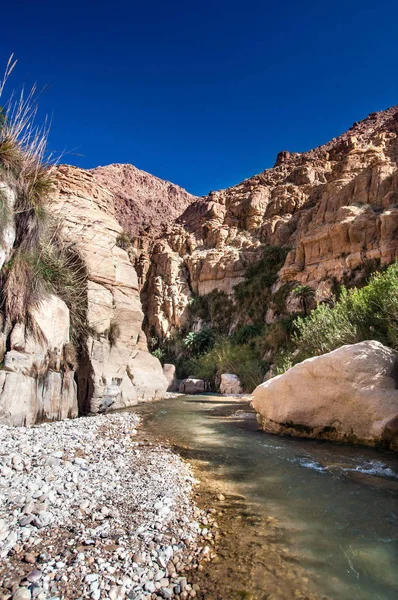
xmin=0 ymin=414 xmax=212 ymax=599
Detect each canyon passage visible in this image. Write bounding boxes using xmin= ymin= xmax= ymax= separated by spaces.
xmin=132 ymin=396 xmax=398 ymax=600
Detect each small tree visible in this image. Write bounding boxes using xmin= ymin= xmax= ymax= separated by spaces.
xmin=293 ymin=284 xmax=315 ymax=317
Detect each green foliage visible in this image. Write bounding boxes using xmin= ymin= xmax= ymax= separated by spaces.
xmin=292 ymin=283 xmax=315 ymax=316
xmin=152 ymin=347 xmax=165 ymax=362
xmin=0 ymin=63 xmax=89 ymax=358
xmin=232 ymin=323 xmax=264 ymax=345
xmin=292 ymin=263 xmax=398 ymax=361
xmin=271 ymin=282 xmax=294 ymax=312
xmin=183 ymin=327 xmax=215 ymax=357
xmin=116 ymin=231 xmax=132 ymax=250
xmin=189 ymin=337 xmax=266 ymax=392
xmin=264 ymin=316 xmax=298 ymax=353
xmin=188 ymin=289 xmax=234 ymax=334
xmin=234 ymin=246 xmax=289 ymax=324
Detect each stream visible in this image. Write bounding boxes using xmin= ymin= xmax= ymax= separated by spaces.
xmin=131 ymin=395 xmax=398 ymax=600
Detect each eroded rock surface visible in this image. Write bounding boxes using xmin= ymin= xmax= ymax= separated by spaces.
xmin=252 ymin=341 xmax=398 ymax=449
xmin=142 ymin=106 xmax=398 ymax=338
xmin=0 ymin=295 xmax=77 ymax=426
xmin=51 ymin=166 xmax=167 ymax=413
xmin=91 ymin=163 xmax=197 ymax=237
xmin=179 ymin=378 xmax=207 ymax=394
xmin=219 ymin=374 xmax=242 ymax=395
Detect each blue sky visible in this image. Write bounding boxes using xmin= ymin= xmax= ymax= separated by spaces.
xmin=1 ymin=0 xmax=398 ymax=196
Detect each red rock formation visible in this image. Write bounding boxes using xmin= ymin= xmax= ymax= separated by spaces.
xmin=91 ymin=163 xmax=197 ymax=237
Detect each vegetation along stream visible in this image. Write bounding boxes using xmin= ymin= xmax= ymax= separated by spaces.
xmin=131 ymin=395 xmax=398 ymax=600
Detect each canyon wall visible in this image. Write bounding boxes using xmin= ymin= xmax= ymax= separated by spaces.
xmin=137 ymin=106 xmax=398 ymax=338
xmin=50 ymin=166 xmax=168 ymax=414
xmin=0 ymin=181 xmax=78 ymax=426
xmin=2 ymin=104 xmax=398 ymax=424
xmin=91 ymin=163 xmax=197 ymax=237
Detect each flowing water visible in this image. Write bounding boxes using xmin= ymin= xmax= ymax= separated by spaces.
xmin=131 ymin=395 xmax=398 ymax=600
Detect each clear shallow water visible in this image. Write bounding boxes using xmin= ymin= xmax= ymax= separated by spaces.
xmin=133 ymin=396 xmax=398 ymax=600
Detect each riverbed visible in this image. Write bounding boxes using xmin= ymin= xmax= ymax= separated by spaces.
xmin=133 ymin=395 xmax=398 ymax=600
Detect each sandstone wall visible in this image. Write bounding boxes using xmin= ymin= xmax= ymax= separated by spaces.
xmin=143 ymin=107 xmax=398 ymax=338
xmin=50 ymin=166 xmax=167 ymax=413
xmin=0 ymin=295 xmax=78 ymax=426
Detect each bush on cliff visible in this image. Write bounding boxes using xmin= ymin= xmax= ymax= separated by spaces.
xmin=233 ymin=245 xmax=289 ymax=325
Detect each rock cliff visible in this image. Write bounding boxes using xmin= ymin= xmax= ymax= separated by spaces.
xmin=91 ymin=163 xmax=197 ymax=237
xmin=50 ymin=165 xmax=168 ymax=414
xmin=141 ymin=106 xmax=398 ymax=338
xmin=0 ymin=295 xmax=78 ymax=426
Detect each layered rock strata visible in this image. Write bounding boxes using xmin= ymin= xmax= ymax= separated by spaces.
xmin=50 ymin=166 xmax=167 ymax=413
xmin=140 ymin=106 xmax=398 ymax=338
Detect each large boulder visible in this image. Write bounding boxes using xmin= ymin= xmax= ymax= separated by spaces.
xmin=252 ymin=341 xmax=398 ymax=450
xmin=163 ymin=364 xmax=178 ymax=392
xmin=220 ymin=373 xmax=243 ymax=395
xmin=0 ymin=295 xmax=78 ymax=426
xmin=179 ymin=378 xmax=207 ymax=394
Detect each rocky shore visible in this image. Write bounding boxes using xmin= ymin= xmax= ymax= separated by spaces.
xmin=0 ymin=414 xmax=213 ymax=600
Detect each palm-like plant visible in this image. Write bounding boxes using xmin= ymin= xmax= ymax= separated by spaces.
xmin=293 ymin=284 xmax=315 ymax=317
xmin=183 ymin=327 xmax=215 ymax=357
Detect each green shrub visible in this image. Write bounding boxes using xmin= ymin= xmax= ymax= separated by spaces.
xmin=116 ymin=231 xmax=132 ymax=250
xmin=232 ymin=323 xmax=264 ymax=344
xmin=183 ymin=327 xmax=215 ymax=356
xmin=188 ymin=289 xmax=234 ymax=334
xmin=293 ymin=263 xmax=398 ymax=360
xmin=0 ymin=60 xmax=89 ymax=355
xmin=292 ymin=283 xmax=315 ymax=317
xmin=234 ymin=245 xmax=289 ymax=324
xmin=189 ymin=338 xmax=266 ymax=392
xmin=152 ymin=347 xmax=165 ymax=362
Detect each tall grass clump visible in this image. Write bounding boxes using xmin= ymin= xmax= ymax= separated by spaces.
xmin=0 ymin=57 xmax=89 ymax=353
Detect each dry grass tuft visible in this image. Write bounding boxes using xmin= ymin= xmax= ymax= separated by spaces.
xmin=108 ymin=318 xmax=121 ymax=347
xmin=0 ymin=57 xmax=89 ymax=357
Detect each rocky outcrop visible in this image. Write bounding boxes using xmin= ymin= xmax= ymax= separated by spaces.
xmin=50 ymin=165 xmax=167 ymax=413
xmin=179 ymin=378 xmax=207 ymax=394
xmin=252 ymin=341 xmax=398 ymax=449
xmin=0 ymin=295 xmax=78 ymax=426
xmin=143 ymin=106 xmax=398 ymax=338
xmin=220 ymin=374 xmax=242 ymax=395
xmin=163 ymin=363 xmax=178 ymax=391
xmin=91 ymin=163 xmax=197 ymax=237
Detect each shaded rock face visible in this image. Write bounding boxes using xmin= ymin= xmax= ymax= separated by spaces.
xmin=220 ymin=374 xmax=242 ymax=395
xmin=144 ymin=106 xmax=398 ymax=338
xmin=50 ymin=165 xmax=167 ymax=413
xmin=179 ymin=378 xmax=207 ymax=394
xmin=91 ymin=163 xmax=197 ymax=237
xmin=0 ymin=182 xmax=16 ymax=270
xmin=252 ymin=341 xmax=398 ymax=449
xmin=163 ymin=363 xmax=178 ymax=391
xmin=0 ymin=295 xmax=78 ymax=426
